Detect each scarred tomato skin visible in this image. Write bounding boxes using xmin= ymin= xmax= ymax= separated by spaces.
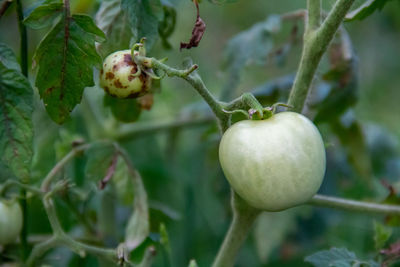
xmin=219 ymin=112 xmax=326 ymax=211
xmin=99 ymin=50 xmax=152 ymax=98
xmin=0 ymin=199 xmax=23 ymax=245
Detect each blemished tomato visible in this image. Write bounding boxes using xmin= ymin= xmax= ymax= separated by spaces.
xmin=0 ymin=199 xmax=23 ymax=245
xmin=99 ymin=50 xmax=152 ymax=98
xmin=219 ymin=112 xmax=326 ymax=211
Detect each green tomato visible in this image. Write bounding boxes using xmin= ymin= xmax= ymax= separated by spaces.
xmin=219 ymin=112 xmax=326 ymax=211
xmin=99 ymin=50 xmax=152 ymax=98
xmin=0 ymin=199 xmax=23 ymax=245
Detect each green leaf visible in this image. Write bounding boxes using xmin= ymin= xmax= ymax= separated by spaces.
xmin=311 ymin=31 xmax=358 ymax=124
xmin=223 ymin=15 xmax=280 ymax=70
xmin=305 ymin=247 xmax=379 ymax=267
xmin=254 ymin=207 xmax=310 ymax=263
xmin=85 ymin=143 xmax=117 ymax=183
xmin=251 ymin=74 xmax=294 ymax=105
xmin=345 ymin=0 xmax=397 ymax=21
xmin=158 ymin=1 xmax=176 ymax=49
xmin=54 ymin=129 xmax=84 ymax=160
xmin=34 ymin=14 xmax=104 ymax=124
xmin=149 ymin=201 xmax=181 ymax=221
xmin=124 ymin=165 xmax=149 ymax=252
xmin=23 ymin=1 xmax=63 ymax=30
xmin=313 ymin=60 xmax=358 ymax=124
xmin=330 ymin=114 xmax=372 ymax=182
xmin=103 ymin=94 xmax=142 ymax=123
xmin=72 ymin=14 xmax=106 ymax=43
xmin=374 ymin=221 xmax=392 ymax=250
xmin=121 ymin=0 xmax=163 ymax=50
xmin=0 ymin=49 xmax=33 ymax=182
xmin=95 ymin=0 xmax=132 ymax=56
xmin=381 ymin=184 xmax=400 ymax=226
xmin=222 ymin=15 xmax=281 ymax=96
xmin=0 ymin=43 xmax=21 ymax=71
xmin=113 ymin=158 xmax=134 ymax=205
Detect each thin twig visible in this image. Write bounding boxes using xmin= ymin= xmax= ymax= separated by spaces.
xmin=0 ymin=180 xmax=43 ymax=196
xmin=41 ymin=144 xmax=90 ymax=192
xmin=281 ymin=9 xmax=307 ymax=21
xmin=309 ymin=194 xmax=400 ymax=215
xmin=141 ymin=57 xmax=228 ymax=126
xmin=116 ymin=116 xmax=214 ymax=141
xmin=26 ymin=189 xmax=125 ymax=266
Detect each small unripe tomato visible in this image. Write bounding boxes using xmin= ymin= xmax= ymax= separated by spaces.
xmin=219 ymin=112 xmax=326 ymax=211
xmin=99 ymin=50 xmax=152 ymax=98
xmin=0 ymin=199 xmax=23 ymax=245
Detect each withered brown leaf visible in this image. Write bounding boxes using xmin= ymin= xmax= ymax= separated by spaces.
xmin=180 ymin=1 xmax=206 ymax=50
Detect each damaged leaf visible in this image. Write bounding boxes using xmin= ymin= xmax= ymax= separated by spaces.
xmin=180 ymin=0 xmax=206 ymax=50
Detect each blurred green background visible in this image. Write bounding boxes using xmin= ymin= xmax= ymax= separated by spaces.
xmin=1 ymin=0 xmax=400 ymax=266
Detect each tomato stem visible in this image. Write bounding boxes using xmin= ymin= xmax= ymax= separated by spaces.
xmin=287 ymin=0 xmax=355 ymax=113
xmin=309 ymin=194 xmax=400 ymax=215
xmin=28 ymin=144 xmax=139 ymax=267
xmin=41 ymin=143 xmax=91 ymax=192
xmin=142 ymin=56 xmax=228 ymax=130
xmin=212 ymin=192 xmax=260 ymax=267
xmin=307 ymin=0 xmax=321 ymax=32
xmin=115 ymin=116 xmax=214 ymax=141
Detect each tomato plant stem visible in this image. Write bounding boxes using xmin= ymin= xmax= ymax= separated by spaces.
xmin=41 ymin=144 xmax=90 ymax=192
xmin=0 ymin=180 xmax=42 ymax=195
xmin=307 ymin=0 xmax=321 ymax=32
xmin=26 ymin=236 xmax=59 ymax=266
xmin=214 ymin=1 xmax=357 ymax=265
xmin=309 ymin=194 xmax=400 ymax=215
xmin=223 ymin=93 xmax=263 ymax=113
xmin=116 ymin=116 xmax=214 ymax=141
xmin=144 ymin=57 xmax=228 ymax=130
xmin=212 ymin=193 xmax=260 ymax=267
xmin=16 ymin=0 xmax=27 ymax=77
xmin=27 ymin=143 xmax=142 ymax=266
xmin=287 ymin=0 xmax=356 ymax=113
xmin=27 ymin=186 xmax=126 ymax=266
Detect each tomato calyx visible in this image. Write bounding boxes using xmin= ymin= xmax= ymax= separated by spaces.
xmin=252 ymin=102 xmax=292 ymax=120
xmin=223 ymin=92 xmax=292 ymax=121
xmin=130 ymin=38 xmax=164 ymax=81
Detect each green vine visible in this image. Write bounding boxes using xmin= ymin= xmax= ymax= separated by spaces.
xmin=5 ymin=1 xmax=397 ymax=266
xmin=21 ymin=142 xmax=135 ymax=266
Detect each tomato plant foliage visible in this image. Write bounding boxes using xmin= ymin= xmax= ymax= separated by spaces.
xmin=0 ymin=43 xmax=33 ymax=182
xmin=1 ymin=0 xmax=400 ymax=266
xmin=32 ymin=13 xmax=105 ymax=123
